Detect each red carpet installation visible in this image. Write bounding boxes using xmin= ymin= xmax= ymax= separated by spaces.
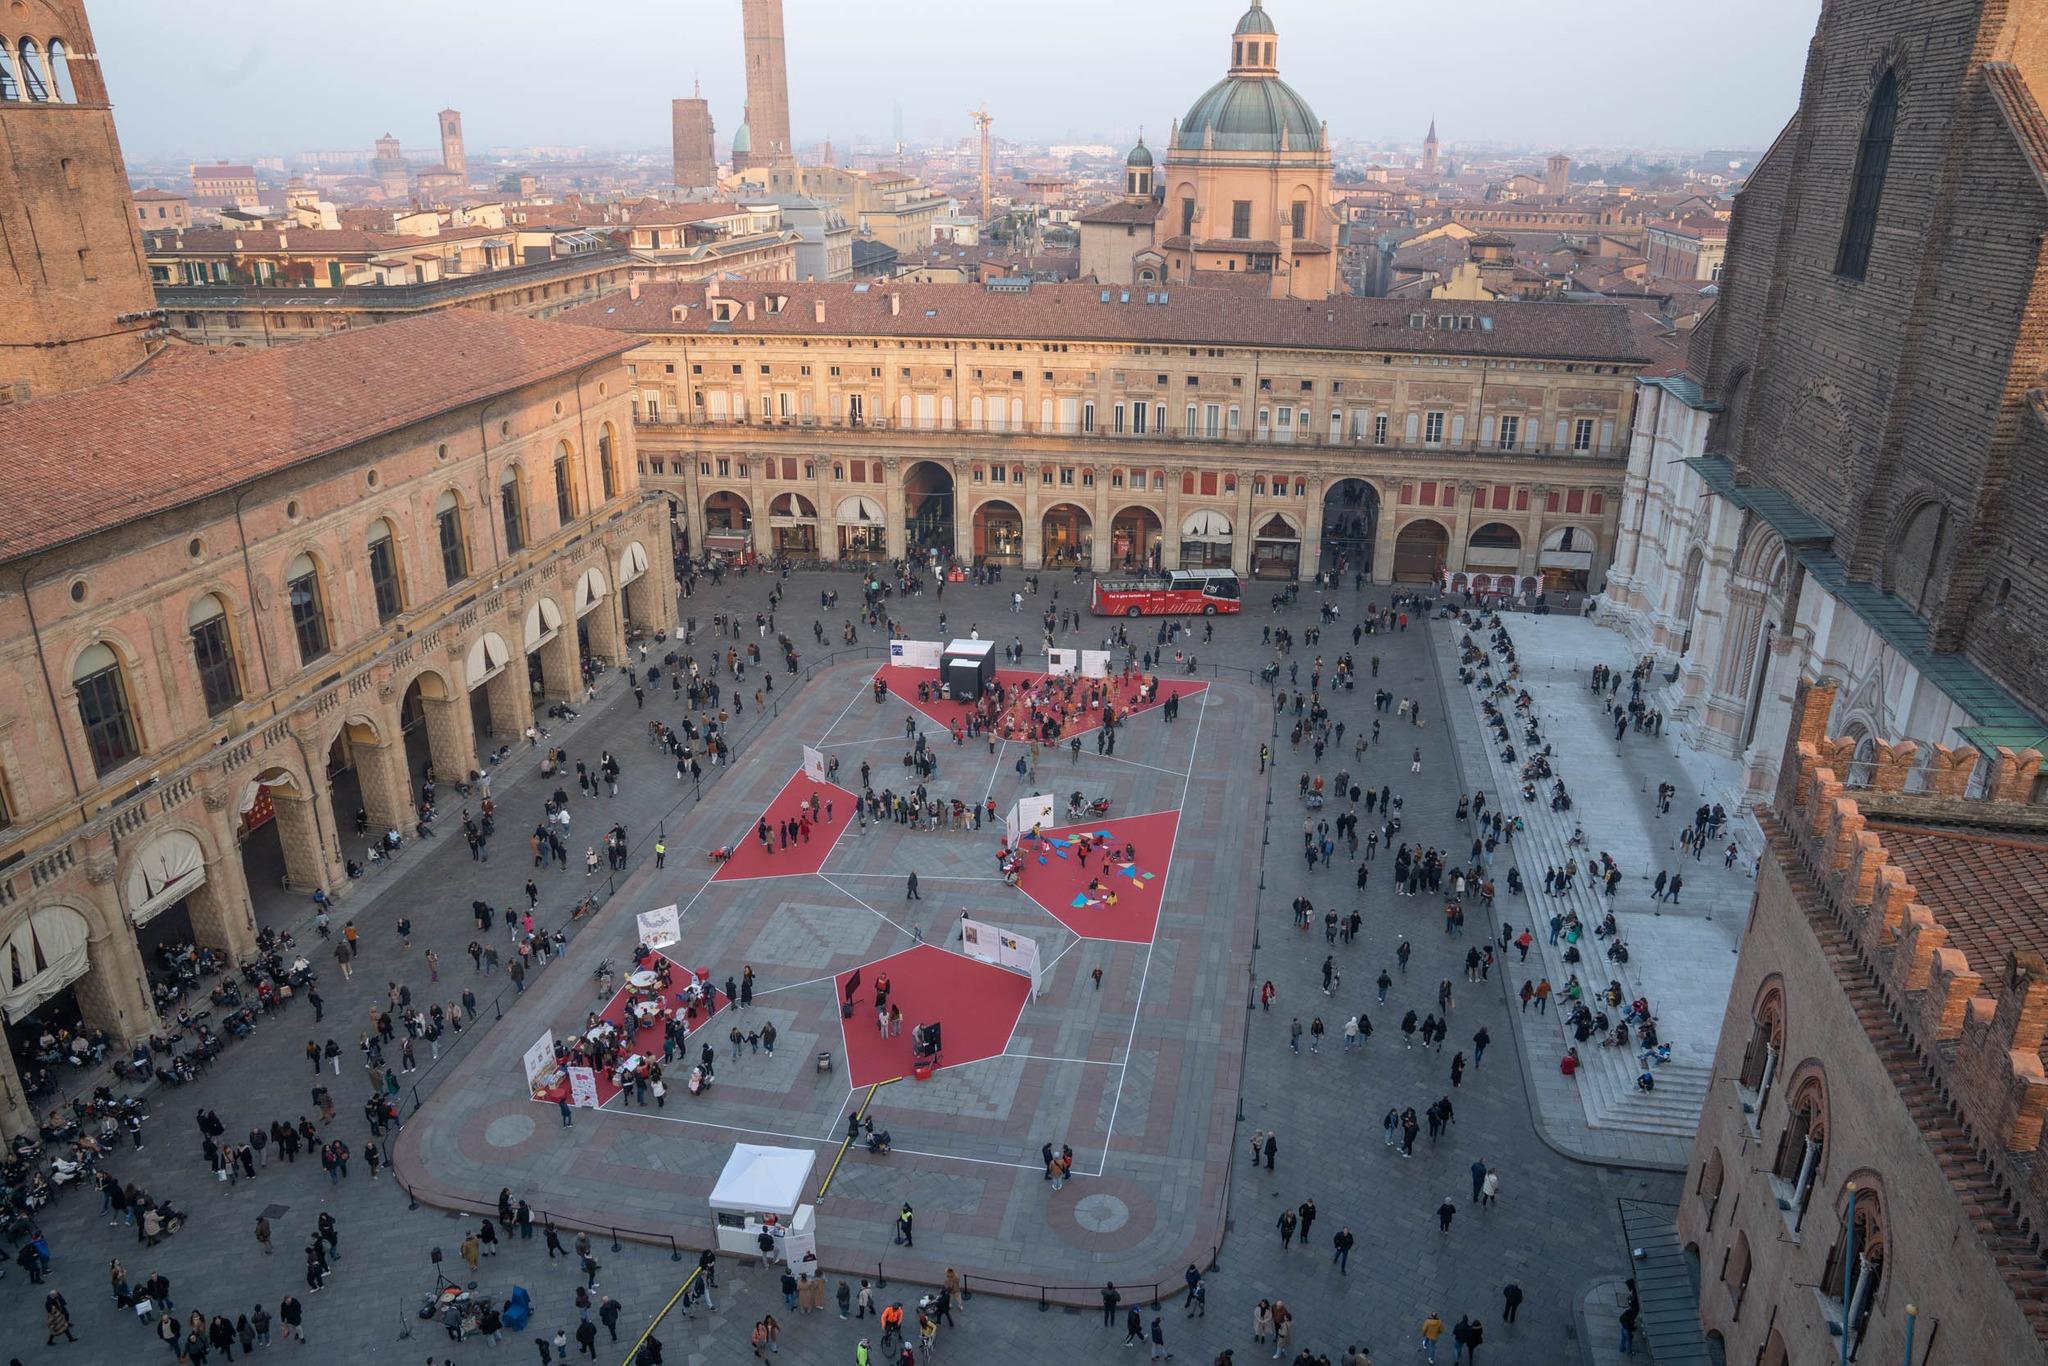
xmin=1012 ymin=810 xmax=1182 ymax=943
xmin=833 ymin=944 xmax=1031 ymax=1088
xmin=711 ymin=769 xmax=858 ymax=882
xmin=536 ymin=950 xmax=729 ymax=1107
xmin=875 ymin=664 xmax=1206 ymax=741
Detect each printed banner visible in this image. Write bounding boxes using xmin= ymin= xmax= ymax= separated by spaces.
xmin=636 ymin=904 xmax=682 ymax=950
xmin=521 ymin=1030 xmax=558 ymax=1091
xmin=1080 ymin=650 xmax=1112 ymax=680
xmin=1047 ymin=648 xmax=1078 ymax=677
xmin=961 ymin=920 xmax=1044 ymax=997
xmin=888 ymin=639 xmax=944 ymax=670
xmin=801 ymin=745 xmax=828 ymax=783
xmin=566 ymin=1065 xmax=601 ymax=1109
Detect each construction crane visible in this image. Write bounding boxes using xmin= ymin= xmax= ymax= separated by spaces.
xmin=969 ymin=106 xmax=993 ymax=228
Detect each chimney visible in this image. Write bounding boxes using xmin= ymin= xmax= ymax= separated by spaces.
xmin=745 ymin=300 xmax=756 ymax=321
xmin=814 ymin=299 xmax=826 ymax=324
xmin=629 ymin=280 xmax=641 ymax=301
xmin=889 ymin=293 xmax=901 ymax=317
xmin=705 ymin=277 xmax=720 ymax=300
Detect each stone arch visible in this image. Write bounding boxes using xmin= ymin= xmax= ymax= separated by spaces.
xmin=1884 ymin=494 xmax=1946 ymax=614
xmin=1740 ymin=975 xmax=1787 ymax=1100
xmin=1773 ymin=1060 xmax=1831 ymax=1229
xmin=1392 ymin=517 xmax=1450 ymax=582
xmin=972 ymin=498 xmax=1023 ymax=562
xmin=125 ymin=819 xmax=256 ymax=961
xmin=1821 ymin=1174 xmax=1888 ymax=1351
xmin=1110 ymin=502 xmax=1165 ymax=571
xmin=120 ymin=825 xmax=211 ymax=929
xmin=1041 ymin=501 xmax=1093 ymax=567
xmin=524 ymin=596 xmax=564 ymax=651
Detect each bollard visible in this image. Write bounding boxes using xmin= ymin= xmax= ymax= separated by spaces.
xmin=611 ymin=1227 xmax=623 ymax=1253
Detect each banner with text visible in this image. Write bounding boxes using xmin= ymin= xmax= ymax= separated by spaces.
xmin=961 ymin=919 xmax=1045 ymax=997
xmin=888 ymin=639 xmax=944 ymax=671
xmin=636 ymin=904 xmax=682 ymax=950
xmin=801 ymin=745 xmax=828 ymax=784
xmin=1047 ymin=648 xmax=1078 ymax=677
xmin=566 ymin=1065 xmax=601 ymax=1109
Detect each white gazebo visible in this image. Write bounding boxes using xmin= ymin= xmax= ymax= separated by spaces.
xmin=708 ymin=1143 xmax=818 ymax=1265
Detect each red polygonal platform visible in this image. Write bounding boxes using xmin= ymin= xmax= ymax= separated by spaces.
xmin=711 ymin=769 xmax=858 ymax=882
xmin=535 ymin=950 xmax=729 ymax=1106
xmin=833 ymin=944 xmax=1031 ymax=1088
xmin=874 ymin=664 xmax=1204 ymax=741
xmin=1012 ymin=810 xmax=1180 ymax=944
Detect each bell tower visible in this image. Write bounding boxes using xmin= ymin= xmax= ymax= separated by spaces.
xmin=0 ymin=0 xmax=160 ymax=401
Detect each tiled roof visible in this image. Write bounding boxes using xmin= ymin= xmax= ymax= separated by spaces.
xmin=145 ymin=228 xmax=410 ymax=256
xmin=0 ymin=311 xmax=635 ymax=565
xmin=191 ymin=165 xmax=257 ymax=181
xmin=1862 ymin=822 xmax=2048 ymax=983
xmin=1077 ymin=200 xmax=1161 ymax=225
xmin=559 ymin=279 xmax=1650 ymax=363
xmin=134 ymin=188 xmax=186 ymax=202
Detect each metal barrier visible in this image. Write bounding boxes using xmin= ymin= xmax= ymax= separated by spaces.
xmin=959 ymin=1274 xmax=1163 ymax=1313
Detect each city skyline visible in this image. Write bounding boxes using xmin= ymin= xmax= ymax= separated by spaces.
xmin=99 ymin=0 xmax=1818 ymax=164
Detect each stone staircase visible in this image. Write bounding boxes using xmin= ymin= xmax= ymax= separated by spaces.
xmin=1762 ymin=815 xmax=2048 ymax=1344
xmin=1450 ymin=657 xmax=1712 ymax=1142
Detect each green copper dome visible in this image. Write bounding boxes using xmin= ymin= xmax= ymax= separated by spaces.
xmin=1126 ymin=138 xmax=1154 ymax=168
xmin=1177 ymin=75 xmax=1321 ymax=153
xmin=1234 ymin=1 xmax=1276 ymax=35
xmin=732 ymin=120 xmax=753 ymax=154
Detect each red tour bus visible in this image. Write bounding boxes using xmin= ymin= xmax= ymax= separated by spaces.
xmin=1090 ymin=569 xmax=1243 ymax=617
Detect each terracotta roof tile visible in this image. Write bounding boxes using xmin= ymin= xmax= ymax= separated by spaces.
xmin=0 ymin=311 xmax=635 ymax=565
xmin=1864 ymin=821 xmax=2048 ymax=981
xmin=559 ymin=279 xmax=1649 ymax=364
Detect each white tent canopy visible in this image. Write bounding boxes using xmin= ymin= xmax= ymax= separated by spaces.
xmin=708 ymin=1144 xmax=814 ymax=1217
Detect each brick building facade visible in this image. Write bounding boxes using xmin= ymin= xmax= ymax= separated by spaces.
xmin=0 ymin=310 xmax=675 ymax=1137
xmin=1601 ymin=0 xmax=2048 ymax=808
xmin=565 ymin=278 xmax=1644 ymax=586
xmin=1683 ymin=679 xmax=2048 ymax=1363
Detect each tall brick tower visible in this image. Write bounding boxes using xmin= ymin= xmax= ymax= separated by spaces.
xmin=438 ymin=108 xmax=466 ymax=178
xmin=672 ymin=85 xmax=715 ymax=188
xmin=0 ymin=0 xmax=159 ymax=401
xmin=740 ymin=0 xmax=794 ymax=168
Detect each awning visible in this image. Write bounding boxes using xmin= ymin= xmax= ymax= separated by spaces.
xmin=575 ymin=566 xmax=609 ymax=617
xmin=618 ymin=541 xmax=650 ymax=587
xmin=124 ymin=829 xmax=207 ymax=927
xmin=1 ymin=907 xmax=91 ymax=1023
xmin=837 ymin=495 xmax=885 ymax=525
xmin=524 ymin=596 xmax=563 ymax=651
xmin=1182 ymin=508 xmax=1232 ymax=541
xmin=466 ymin=631 xmax=511 ymax=688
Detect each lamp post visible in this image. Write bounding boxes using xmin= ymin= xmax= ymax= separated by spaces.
xmin=1901 ymin=1303 xmax=1916 ymax=1366
xmin=1840 ymin=1181 xmax=1860 ymax=1366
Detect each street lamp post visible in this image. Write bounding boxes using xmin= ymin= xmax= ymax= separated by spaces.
xmin=1841 ymin=1181 xmax=1860 ymax=1366
xmin=1901 ymin=1303 xmax=1916 ymax=1366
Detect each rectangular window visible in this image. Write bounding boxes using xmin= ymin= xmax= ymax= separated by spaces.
xmin=287 ymin=572 xmax=328 ymax=664
xmin=1082 ymin=402 xmax=1095 ymax=434
xmin=1186 ymin=404 xmax=1198 ymax=434
xmin=554 ymin=456 xmax=576 ymax=523
xmin=1424 ymin=411 xmax=1446 ymax=445
xmin=1290 ymin=202 xmax=1306 ymax=239
xmin=1573 ymin=417 xmax=1595 ymax=452
xmin=1231 ymin=201 xmax=1252 ymax=238
xmin=76 ymin=663 xmax=138 ymax=774
xmin=191 ymin=617 xmax=240 ymax=716
xmin=368 ymin=537 xmax=402 ymax=622
xmin=1373 ymin=414 xmax=1388 ymax=446
xmin=1205 ymin=403 xmax=1222 ymax=437
xmin=1497 ymin=415 xmax=1520 ymax=451
xmin=1181 ymin=198 xmax=1195 ymax=236
xmin=500 ymin=479 xmax=526 ymax=555
xmin=1133 ymin=403 xmax=1148 ymax=435
xmin=1114 ymin=403 xmax=1126 ymax=435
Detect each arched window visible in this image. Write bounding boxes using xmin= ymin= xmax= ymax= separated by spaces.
xmin=365 ymin=520 xmax=403 ymax=622
xmin=1835 ymin=69 xmax=1896 ymax=281
xmin=1772 ymin=1072 xmax=1827 ymax=1230
xmin=554 ymin=441 xmax=579 ymax=523
xmin=1739 ymin=980 xmax=1785 ymax=1122
xmin=187 ymin=594 xmax=241 ymax=716
xmin=72 ymin=642 xmax=139 ymax=774
xmin=598 ymin=426 xmax=617 ymax=501
xmin=499 ymin=466 xmax=527 ymax=554
xmin=16 ymin=39 xmax=46 ymax=101
xmin=0 ymin=42 xmax=19 ymax=101
xmin=45 ymin=39 xmax=73 ymax=102
xmin=1821 ymin=1187 xmax=1885 ymax=1354
xmin=285 ymin=554 xmax=329 ymax=664
xmin=832 ymin=463 xmax=844 ymax=481
xmin=435 ymin=490 xmax=469 ymax=586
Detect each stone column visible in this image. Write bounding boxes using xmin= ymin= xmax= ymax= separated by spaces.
xmin=1521 ymin=485 xmax=1551 ymax=584
xmin=1371 ymin=484 xmax=1400 ymax=587
xmin=1162 ymin=477 xmax=1184 ymax=570
xmin=423 ymin=694 xmax=478 ymax=785
xmin=0 ymin=1037 xmax=30 ymax=1141
xmin=883 ymin=458 xmax=906 ymax=561
xmin=1298 ymin=479 xmax=1326 ymax=583
xmin=952 ymin=462 xmax=973 ymax=565
xmin=1091 ymin=481 xmax=1112 ymax=574
xmin=486 ymin=667 xmax=535 ymax=740
xmin=1448 ymin=481 xmax=1476 ymax=574
xmin=353 ymin=732 xmax=415 ymax=833
xmin=581 ymin=587 xmax=624 ymax=666
xmin=190 ymin=791 xmax=258 ymax=960
xmin=78 ymin=855 xmax=158 ymax=1044
xmin=1022 ymin=486 xmax=1044 ymax=568
xmin=272 ymin=789 xmax=342 ymax=894
xmin=537 ymin=629 xmax=578 ymax=702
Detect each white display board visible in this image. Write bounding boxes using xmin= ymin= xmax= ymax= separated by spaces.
xmin=522 ymin=1030 xmax=558 ymax=1091
xmin=566 ymin=1065 xmax=600 ymax=1108
xmin=888 ymin=639 xmax=944 ymax=670
xmin=1047 ymin=648 xmax=1078 ymax=677
xmin=1006 ymin=792 xmax=1058 ymax=847
xmin=1080 ymin=649 xmax=1112 ymax=680
xmin=801 ymin=745 xmax=828 ymax=783
xmin=636 ymin=904 xmax=682 ymax=950
xmin=961 ymin=920 xmax=1046 ymax=997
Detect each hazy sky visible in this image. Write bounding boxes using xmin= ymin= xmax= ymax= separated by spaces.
xmin=96 ymin=0 xmax=1820 ymax=164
